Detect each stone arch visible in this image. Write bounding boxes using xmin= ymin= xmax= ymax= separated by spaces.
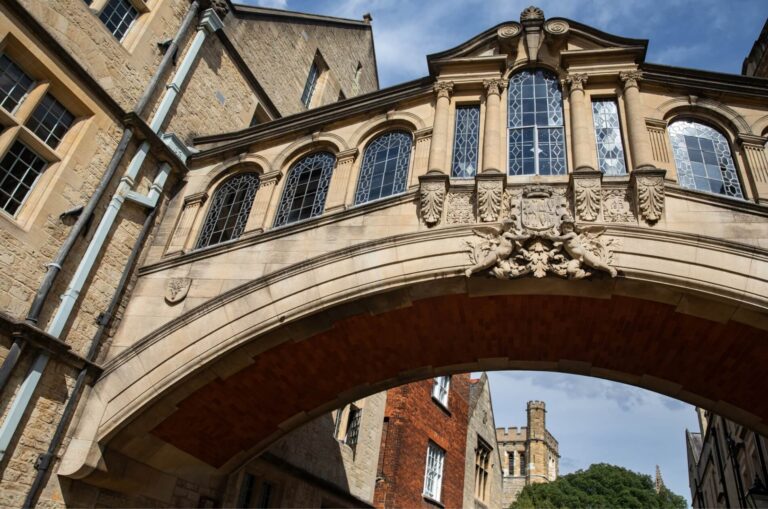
xmin=657 ymin=97 xmax=752 ymax=138
xmin=191 ymin=153 xmax=272 ymax=197
xmin=751 ymin=113 xmax=768 ymax=139
xmin=59 ymin=224 xmax=768 ymax=482
xmin=271 ymin=132 xmax=348 ymax=176
xmin=348 ymin=112 xmax=424 ymax=149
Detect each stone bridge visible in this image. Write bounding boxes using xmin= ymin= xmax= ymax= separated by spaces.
xmin=59 ymin=11 xmax=768 ymax=498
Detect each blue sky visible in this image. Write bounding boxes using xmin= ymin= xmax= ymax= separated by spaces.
xmin=237 ymin=0 xmax=765 ymax=504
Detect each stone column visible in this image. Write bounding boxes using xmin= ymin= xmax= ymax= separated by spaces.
xmin=565 ymin=73 xmax=593 ymax=172
xmin=165 ymin=192 xmax=207 ymax=255
xmin=738 ymin=134 xmax=768 ymax=203
xmin=325 ymin=148 xmax=359 ymax=210
xmin=426 ymin=81 xmax=454 ymax=173
xmin=244 ymin=170 xmax=281 ymax=233
xmin=409 ymin=127 xmax=433 ymax=187
xmin=482 ymin=78 xmax=507 ymax=173
xmin=619 ymin=70 xmax=654 ymax=170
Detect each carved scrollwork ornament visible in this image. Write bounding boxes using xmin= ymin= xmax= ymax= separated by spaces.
xmin=544 ymin=19 xmax=569 ymax=35
xmin=433 ymin=81 xmax=454 ymax=100
xmin=419 ymin=177 xmax=447 ymax=226
xmin=619 ymin=70 xmax=643 ymax=90
xmin=636 ymin=175 xmax=665 ymax=223
xmin=574 ymin=178 xmax=601 ymax=222
xmin=565 ymin=73 xmax=589 ymax=93
xmin=483 ymin=79 xmax=508 ymax=98
xmin=477 ymin=181 xmax=503 ymax=222
xmin=602 ymin=189 xmax=635 ymax=223
xmin=497 ymin=23 xmax=522 ymax=39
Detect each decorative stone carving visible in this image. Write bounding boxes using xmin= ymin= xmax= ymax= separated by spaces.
xmin=476 ymin=173 xmax=505 ymax=222
xmin=483 ymin=78 xmax=508 ymax=97
xmin=544 ymin=19 xmax=569 ymax=35
xmin=446 ymin=192 xmax=475 ymax=224
xmin=565 ymin=73 xmax=588 ymax=92
xmin=619 ymin=70 xmax=643 ymax=90
xmin=520 ymin=6 xmax=545 ymax=22
xmin=465 ymin=214 xmax=617 ymax=280
xmin=165 ymin=278 xmax=192 ymax=304
xmin=571 ymin=172 xmax=602 ymax=222
xmin=433 ymin=81 xmax=454 ymax=100
xmin=210 ymin=0 xmax=229 ymax=19
xmin=497 ymin=24 xmax=522 ymax=39
xmin=632 ymin=168 xmax=666 ymax=224
xmin=519 ymin=185 xmax=567 ymax=232
xmin=419 ymin=172 xmax=449 ymax=227
xmin=602 ymin=189 xmax=635 ymax=223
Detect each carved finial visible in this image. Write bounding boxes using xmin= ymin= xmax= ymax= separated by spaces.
xmin=483 ymin=79 xmax=508 ymax=97
xmin=520 ymin=6 xmax=545 ymax=23
xmin=619 ymin=70 xmax=643 ymax=89
xmin=565 ymin=73 xmax=589 ymax=93
xmin=433 ymin=81 xmax=454 ymax=99
xmin=362 ymin=12 xmax=372 ymax=24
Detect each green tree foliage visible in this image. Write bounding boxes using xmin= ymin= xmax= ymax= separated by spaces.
xmin=510 ymin=463 xmax=688 ymax=509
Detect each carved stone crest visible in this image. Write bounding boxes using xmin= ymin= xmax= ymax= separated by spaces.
xmin=419 ymin=172 xmax=449 ymax=227
xmin=603 ymin=188 xmax=635 ymax=223
xmin=446 ymin=192 xmax=475 ymax=224
xmin=520 ymin=186 xmax=565 ymax=233
xmin=165 ymin=277 xmax=192 ymax=304
xmin=465 ymin=216 xmax=618 ymax=280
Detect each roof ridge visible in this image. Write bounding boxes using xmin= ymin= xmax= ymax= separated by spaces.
xmin=231 ymin=3 xmax=371 ymax=28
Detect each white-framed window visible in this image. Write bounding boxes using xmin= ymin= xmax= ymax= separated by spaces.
xmin=432 ymin=376 xmax=450 ymax=407
xmin=423 ymin=441 xmax=445 ymax=501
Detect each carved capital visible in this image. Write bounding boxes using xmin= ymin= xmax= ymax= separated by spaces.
xmin=619 ymin=70 xmax=643 ymax=90
xmin=565 ymin=73 xmax=589 ymax=93
xmin=632 ymin=167 xmax=666 ymax=224
xmin=183 ymin=191 xmax=208 ymax=206
xmin=571 ymin=171 xmax=602 ymax=222
xmin=433 ymin=81 xmax=454 ymax=100
xmin=260 ymin=170 xmax=282 ymax=185
xmin=414 ymin=127 xmax=433 ymax=141
xmin=737 ymin=133 xmax=768 ymax=149
xmin=336 ymin=148 xmax=359 ymax=165
xmin=475 ymin=173 xmax=505 ymax=222
xmin=419 ymin=172 xmax=449 ymax=227
xmin=483 ymin=79 xmax=508 ymax=98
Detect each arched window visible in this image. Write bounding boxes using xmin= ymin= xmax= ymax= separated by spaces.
xmin=668 ymin=120 xmax=743 ymax=198
xmin=274 ymin=151 xmax=335 ymax=227
xmin=507 ymin=69 xmax=566 ymax=176
xmin=354 ymin=130 xmax=412 ymax=204
xmin=196 ymin=172 xmax=260 ymax=249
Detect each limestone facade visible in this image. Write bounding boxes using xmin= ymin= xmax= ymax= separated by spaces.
xmin=687 ymin=408 xmax=768 ymax=508
xmin=463 ymin=374 xmax=503 ymax=509
xmin=497 ymin=401 xmax=560 ymax=507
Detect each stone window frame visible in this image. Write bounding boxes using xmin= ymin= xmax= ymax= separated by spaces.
xmin=194 ymin=172 xmax=261 ymax=249
xmin=474 ymin=436 xmax=492 ymax=501
xmin=0 ymin=36 xmax=90 ymax=229
xmin=272 ymin=151 xmax=336 ymax=228
xmin=84 ymin=0 xmax=156 ymax=50
xmin=300 ymin=51 xmax=330 ymax=109
xmin=667 ymin=117 xmax=746 ymax=200
xmin=353 ymin=129 xmax=413 ymax=206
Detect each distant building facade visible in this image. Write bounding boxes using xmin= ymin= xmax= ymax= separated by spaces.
xmin=686 ymin=408 xmax=768 ymax=509
xmin=497 ymin=401 xmax=560 ymax=507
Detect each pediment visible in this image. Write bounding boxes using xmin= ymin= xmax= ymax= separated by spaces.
xmin=427 ymin=6 xmax=648 ymax=76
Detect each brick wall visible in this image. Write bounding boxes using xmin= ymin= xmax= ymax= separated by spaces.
xmin=374 ymin=375 xmax=471 ymax=509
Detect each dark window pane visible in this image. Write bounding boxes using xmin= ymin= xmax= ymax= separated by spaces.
xmin=0 ymin=141 xmax=47 ymax=216
xmin=25 ymin=94 xmax=75 ymax=149
xmin=196 ymin=173 xmax=260 ymax=248
xmin=0 ymin=54 xmax=35 ymax=113
xmin=274 ymin=152 xmax=335 ymax=227
xmin=99 ymin=0 xmax=139 ymax=41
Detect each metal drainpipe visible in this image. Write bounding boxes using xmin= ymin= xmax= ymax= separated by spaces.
xmin=4 ymin=0 xmax=201 ymax=384
xmin=0 ymin=6 xmax=220 ymax=464
xmin=22 ymin=206 xmax=158 ymax=509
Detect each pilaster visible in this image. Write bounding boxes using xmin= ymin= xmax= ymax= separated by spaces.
xmin=738 ymin=133 xmax=768 ymax=203
xmin=481 ymin=78 xmax=507 ymax=173
xmin=409 ymin=127 xmax=433 ymax=187
xmin=165 ymin=192 xmax=207 ymax=256
xmin=325 ymin=148 xmax=359 ymax=211
xmin=244 ymin=170 xmax=281 ymax=233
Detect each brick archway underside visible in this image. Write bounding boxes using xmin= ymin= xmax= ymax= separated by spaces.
xmin=151 ymin=293 xmax=768 ymax=468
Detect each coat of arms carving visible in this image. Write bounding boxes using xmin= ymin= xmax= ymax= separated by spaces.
xmin=165 ymin=277 xmax=192 ymax=304
xmin=465 ymin=187 xmax=618 ymax=280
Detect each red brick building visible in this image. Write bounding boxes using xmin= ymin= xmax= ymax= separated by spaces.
xmin=374 ymin=374 xmax=472 ymax=509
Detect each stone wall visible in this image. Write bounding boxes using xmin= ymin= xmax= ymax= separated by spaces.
xmin=464 ymin=375 xmax=503 ymax=509
xmin=224 ymin=14 xmax=378 ymax=116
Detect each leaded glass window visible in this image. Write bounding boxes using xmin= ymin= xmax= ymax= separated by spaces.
xmin=99 ymin=0 xmax=139 ymax=41
xmin=0 ymin=55 xmax=34 ymax=113
xmin=423 ymin=442 xmax=445 ymax=501
xmin=451 ymin=105 xmax=480 ymax=178
xmin=274 ymin=152 xmax=335 ymax=227
xmin=0 ymin=141 xmax=47 ymax=216
xmin=26 ymin=94 xmax=75 ymax=149
xmin=668 ymin=120 xmax=743 ymax=198
xmin=508 ymin=69 xmax=566 ymax=176
xmin=301 ymin=62 xmax=320 ymax=108
xmin=355 ymin=130 xmax=411 ymax=204
xmin=592 ymin=99 xmax=626 ymax=175
xmin=196 ymin=173 xmax=259 ymax=249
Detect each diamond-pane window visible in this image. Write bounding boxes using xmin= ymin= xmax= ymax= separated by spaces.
xmin=0 ymin=55 xmax=34 ymax=113
xmin=591 ymin=100 xmax=626 ymax=175
xmin=99 ymin=0 xmax=139 ymax=41
xmin=508 ymin=69 xmax=566 ymax=176
xmin=301 ymin=62 xmax=320 ymax=108
xmin=355 ymin=131 xmax=411 ymax=204
xmin=26 ymin=94 xmax=75 ymax=149
xmin=669 ymin=120 xmax=743 ymax=199
xmin=274 ymin=152 xmax=335 ymax=227
xmin=196 ymin=173 xmax=260 ymax=248
xmin=451 ymin=105 xmax=480 ymax=178
xmin=0 ymin=141 xmax=47 ymax=216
